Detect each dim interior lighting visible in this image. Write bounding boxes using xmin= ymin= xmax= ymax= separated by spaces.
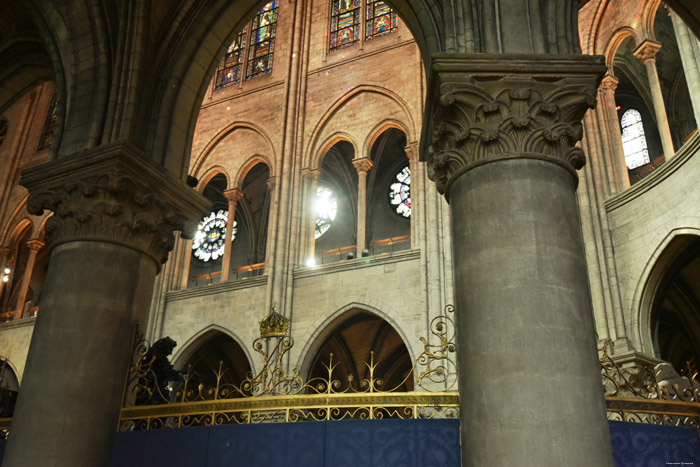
xmin=2 ymin=276 xmax=8 ymax=283
xmin=616 ymin=105 xmax=622 ymax=111
xmin=306 ymin=258 xmax=316 ymax=267
xmin=3 ymin=267 xmax=9 ymax=274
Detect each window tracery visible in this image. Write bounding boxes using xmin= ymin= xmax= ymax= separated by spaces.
xmin=330 ymin=0 xmax=361 ymax=51
xmin=388 ymin=166 xmax=410 ymax=218
xmin=192 ymin=210 xmax=237 ymax=262
xmin=314 ymin=186 xmax=338 ymax=239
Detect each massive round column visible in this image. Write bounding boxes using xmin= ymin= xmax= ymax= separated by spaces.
xmin=3 ymin=144 xmax=209 ymax=467
xmin=423 ymin=54 xmax=614 ymax=466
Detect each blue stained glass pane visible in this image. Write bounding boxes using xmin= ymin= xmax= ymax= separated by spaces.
xmin=246 ymin=1 xmax=278 ymax=79
xmin=330 ymin=0 xmax=360 ymax=50
xmin=366 ymin=0 xmax=397 ymax=40
xmin=215 ymin=28 xmax=247 ymax=89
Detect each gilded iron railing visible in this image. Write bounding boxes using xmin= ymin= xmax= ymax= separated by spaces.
xmin=600 ymin=341 xmax=700 ymax=428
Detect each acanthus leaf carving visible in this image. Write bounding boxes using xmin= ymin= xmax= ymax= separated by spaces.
xmin=422 ymin=55 xmax=606 ymax=198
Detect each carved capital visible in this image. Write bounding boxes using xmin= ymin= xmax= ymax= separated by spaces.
xmin=421 ymin=53 xmax=605 ymax=197
xmin=404 ymin=142 xmax=418 ymax=160
xmin=20 ymin=143 xmax=211 ymax=268
xmin=352 ymin=157 xmax=373 ymax=175
xmin=633 ymin=40 xmax=662 ymax=64
xmin=223 ymin=188 xmax=245 ymax=205
xmin=600 ymin=73 xmax=619 ymax=94
xmin=26 ymin=239 xmax=46 ymax=253
xmin=301 ymin=168 xmax=320 ymax=181
xmin=266 ymin=177 xmax=276 ymax=191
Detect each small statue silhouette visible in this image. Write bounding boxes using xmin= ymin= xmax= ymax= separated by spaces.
xmin=137 ymin=336 xmax=183 ymax=405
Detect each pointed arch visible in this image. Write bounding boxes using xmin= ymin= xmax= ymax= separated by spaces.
xmin=604 ymin=28 xmax=640 ymax=69
xmin=295 ymin=302 xmax=415 ymax=379
xmin=305 ymin=85 xmax=417 ymax=169
xmin=363 ymin=119 xmax=411 ymax=161
xmin=632 ymin=225 xmax=700 ymax=353
xmin=191 ymin=121 xmax=277 ymax=180
xmin=171 ymin=324 xmax=256 ymax=376
xmin=196 ymin=167 xmax=232 ymax=193
xmin=234 ymin=155 xmax=275 ymax=190
xmin=311 ymin=133 xmax=359 ymax=170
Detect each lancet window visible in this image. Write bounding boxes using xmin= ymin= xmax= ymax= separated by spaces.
xmin=620 ymin=109 xmax=651 ymax=169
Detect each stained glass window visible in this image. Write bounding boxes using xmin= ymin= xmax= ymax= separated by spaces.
xmin=389 ymin=166 xmax=410 ymax=218
xmin=247 ymin=1 xmax=278 ymax=79
xmin=620 ymin=109 xmax=650 ymax=169
xmin=314 ymin=186 xmax=338 ymax=239
xmin=365 ymin=0 xmax=397 ymax=40
xmin=215 ymin=28 xmax=247 ymax=89
xmin=330 ymin=0 xmax=360 ymax=51
xmin=37 ymin=92 xmax=57 ymax=151
xmin=192 ymin=210 xmax=237 ymax=262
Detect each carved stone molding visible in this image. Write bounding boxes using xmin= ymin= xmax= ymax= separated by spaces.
xmin=26 ymin=239 xmax=45 ymax=252
xmin=223 ymin=188 xmax=245 ymax=205
xmin=600 ymin=73 xmax=619 ymax=94
xmin=420 ymin=53 xmax=606 ymax=198
xmin=20 ymin=143 xmax=211 ymax=267
xmin=301 ymin=168 xmax=320 ymax=181
xmin=352 ymin=157 xmax=373 ymax=174
xmin=633 ymin=40 xmax=662 ymax=64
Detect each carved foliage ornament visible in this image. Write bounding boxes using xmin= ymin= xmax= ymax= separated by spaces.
xmin=426 ymin=64 xmax=602 ymax=196
xmin=22 ymin=145 xmax=209 ymax=266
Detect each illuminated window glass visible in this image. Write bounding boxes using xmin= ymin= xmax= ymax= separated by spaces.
xmin=37 ymin=92 xmax=57 ymax=151
xmin=215 ymin=29 xmax=247 ymax=89
xmin=620 ymin=109 xmax=650 ymax=169
xmin=247 ymin=1 xmax=278 ymax=79
xmin=388 ymin=166 xmax=410 ymax=218
xmin=314 ymin=186 xmax=338 ymax=239
xmin=330 ymin=0 xmax=360 ymax=51
xmin=365 ymin=0 xmax=397 ymax=40
xmin=192 ymin=210 xmax=237 ymax=262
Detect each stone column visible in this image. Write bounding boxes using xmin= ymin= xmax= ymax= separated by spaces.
xmin=423 ymin=54 xmax=613 ymax=466
xmin=12 ymin=239 xmax=45 ymax=319
xmin=404 ymin=143 xmax=419 ymax=248
xmin=352 ymin=157 xmax=372 ymax=254
xmin=301 ymin=169 xmax=320 ymax=263
xmin=671 ymin=12 xmax=700 ymax=129
xmin=634 ymin=40 xmax=675 ymax=159
xmin=2 ymin=144 xmax=208 ymax=467
xmin=599 ymin=74 xmax=631 ymax=190
xmin=221 ymin=188 xmax=244 ymax=281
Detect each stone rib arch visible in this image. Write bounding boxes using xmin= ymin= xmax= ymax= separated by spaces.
xmin=0 ymin=357 xmax=20 ymax=387
xmin=604 ymin=28 xmax=641 ymax=69
xmin=196 ymin=167 xmax=232 ymax=194
xmin=191 ymin=121 xmax=277 ymax=180
xmin=0 ymin=197 xmax=30 ymax=246
xmin=171 ymin=324 xmax=257 ymax=377
xmin=234 ymin=155 xmax=275 ymax=190
xmin=306 ymin=86 xmax=417 ymax=169
xmin=643 ymin=0 xmax=665 ymax=40
xmin=363 ymin=119 xmax=412 ymax=161
xmin=295 ymin=302 xmax=416 ymax=381
xmin=631 ymin=225 xmax=700 ymax=354
xmin=311 ymin=133 xmax=358 ymax=171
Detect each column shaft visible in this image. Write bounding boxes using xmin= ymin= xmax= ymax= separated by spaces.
xmin=302 ymin=169 xmax=320 ymax=263
xmin=12 ymin=239 xmax=44 ymax=319
xmin=672 ymin=12 xmax=700 ymax=129
xmin=221 ymin=188 xmax=244 ymax=281
xmin=451 ymin=160 xmax=612 ymax=465
xmin=635 ymin=41 xmax=675 ymax=158
xmin=352 ymin=158 xmax=372 ymax=254
xmin=423 ymin=54 xmax=613 ymax=466
xmin=599 ymin=75 xmax=630 ymax=190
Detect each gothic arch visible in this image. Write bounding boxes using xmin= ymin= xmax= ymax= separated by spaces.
xmin=234 ymin=155 xmax=275 ymax=190
xmin=604 ymin=28 xmax=640 ymax=69
xmin=634 ymin=226 xmax=700 ymax=354
xmin=171 ymin=324 xmax=256 ymax=376
xmin=306 ymin=86 xmax=416 ymax=168
xmin=643 ymin=0 xmax=665 ymax=39
xmin=295 ymin=302 xmax=415 ymax=378
xmin=0 ymin=197 xmax=30 ymax=246
xmin=311 ymin=133 xmax=359 ymax=170
xmin=196 ymin=167 xmax=232 ymax=193
xmin=363 ymin=120 xmax=412 ymax=161
xmin=191 ymin=121 xmax=276 ymax=179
